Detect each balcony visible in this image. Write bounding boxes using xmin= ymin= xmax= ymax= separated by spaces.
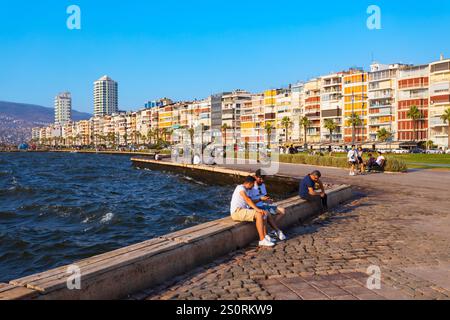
xmin=368 ymin=91 xmax=393 ymax=100
xmin=430 ymin=118 xmax=448 ymax=128
xmin=398 ymin=91 xmax=429 ymax=100
xmin=430 ymin=94 xmax=450 ymax=105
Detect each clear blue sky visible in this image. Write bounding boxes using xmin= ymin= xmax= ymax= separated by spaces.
xmin=1 ymin=0 xmax=450 ymax=113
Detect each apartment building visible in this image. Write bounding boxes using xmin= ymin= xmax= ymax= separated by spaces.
xmin=368 ymin=63 xmax=407 ymax=142
xmin=290 ymin=82 xmax=304 ymax=143
xmin=54 ymin=92 xmax=72 ymax=125
xmin=343 ymin=69 xmax=368 ymax=143
xmin=429 ymin=56 xmax=450 ymax=148
xmin=240 ymin=93 xmax=265 ymax=149
xmin=397 ymin=64 xmax=429 ymax=142
xmin=94 ymin=76 xmax=118 ymax=117
xmin=303 ymin=79 xmax=322 ymax=143
xmin=320 ymin=73 xmax=344 ymax=142
xmin=221 ymin=90 xmax=251 ymax=146
xmin=275 ymin=89 xmax=293 ymax=144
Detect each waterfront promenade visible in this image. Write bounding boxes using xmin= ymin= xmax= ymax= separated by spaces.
xmin=135 ymin=163 xmax=450 ymax=300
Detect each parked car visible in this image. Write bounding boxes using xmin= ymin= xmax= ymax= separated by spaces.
xmin=426 ymin=149 xmax=444 ymax=154
xmin=392 ymin=149 xmax=409 ymax=154
xmin=331 ymin=147 xmax=346 ymax=153
xmin=446 ymin=149 xmax=450 ymax=155
xmin=410 ymin=148 xmax=425 ymax=154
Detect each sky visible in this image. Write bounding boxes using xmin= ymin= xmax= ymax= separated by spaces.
xmin=1 ymin=0 xmax=450 ymax=113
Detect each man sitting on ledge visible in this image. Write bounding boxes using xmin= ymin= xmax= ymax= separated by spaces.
xmin=248 ymin=169 xmax=286 ymax=240
xmin=230 ymin=176 xmax=286 ymax=247
xmin=299 ymin=170 xmax=328 ymax=213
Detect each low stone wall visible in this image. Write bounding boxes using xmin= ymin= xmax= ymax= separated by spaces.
xmin=131 ymin=157 xmax=300 ymax=200
xmin=3 ymin=184 xmax=352 ymax=300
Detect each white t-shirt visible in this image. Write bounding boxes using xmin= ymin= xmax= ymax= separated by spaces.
xmin=230 ymin=185 xmax=250 ymax=214
xmin=347 ymin=150 xmax=357 ymax=162
xmin=376 ymin=155 xmax=385 ymax=166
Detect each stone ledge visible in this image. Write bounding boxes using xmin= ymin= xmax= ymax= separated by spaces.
xmin=7 ymin=183 xmax=352 ymax=300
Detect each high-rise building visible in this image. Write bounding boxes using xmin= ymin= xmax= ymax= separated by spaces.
xmin=54 ymin=92 xmax=72 ymax=125
xmin=94 ymin=75 xmax=118 ymax=116
xmin=429 ymin=56 xmax=450 ymax=148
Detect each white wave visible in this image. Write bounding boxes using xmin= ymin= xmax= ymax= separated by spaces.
xmin=100 ymin=212 xmax=114 ymax=224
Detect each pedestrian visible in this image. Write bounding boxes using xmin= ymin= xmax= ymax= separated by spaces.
xmin=347 ymin=145 xmax=358 ymax=176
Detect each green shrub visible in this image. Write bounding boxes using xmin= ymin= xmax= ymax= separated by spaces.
xmin=277 ymin=153 xmax=408 ymax=172
xmin=291 ymin=154 xmax=306 ymax=164
xmin=279 ymin=154 xmax=293 ymax=163
xmin=385 ymin=158 xmax=408 ymax=172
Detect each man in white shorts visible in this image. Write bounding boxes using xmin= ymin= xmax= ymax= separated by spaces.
xmin=230 ymin=176 xmax=285 ymax=247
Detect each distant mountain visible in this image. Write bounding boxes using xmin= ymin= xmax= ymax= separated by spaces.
xmin=0 ymin=101 xmax=92 ymax=145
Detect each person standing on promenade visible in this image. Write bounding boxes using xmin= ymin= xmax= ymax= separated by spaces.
xmin=299 ymin=170 xmax=328 ymax=213
xmin=248 ymin=169 xmax=287 ymax=241
xmin=347 ymin=145 xmax=358 ymax=176
xmin=357 ymin=146 xmax=365 ymax=174
xmin=230 ymin=176 xmax=285 ymax=247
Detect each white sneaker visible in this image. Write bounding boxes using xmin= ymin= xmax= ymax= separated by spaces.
xmin=269 ymin=230 xmax=278 ymax=238
xmin=265 ymin=235 xmax=277 ymax=243
xmin=277 ymin=230 xmax=287 ymax=241
xmin=259 ymin=238 xmax=275 ymax=247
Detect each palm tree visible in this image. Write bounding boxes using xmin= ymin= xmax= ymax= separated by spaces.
xmin=188 ymin=127 xmax=195 ymax=148
xmin=347 ymin=113 xmax=362 ymax=144
xmin=107 ymin=132 xmax=116 ymax=148
xmin=281 ymin=117 xmax=292 ymax=143
xmin=323 ymin=119 xmax=338 ymax=143
xmin=440 ymin=108 xmax=450 ymax=150
xmin=407 ymin=105 xmax=421 ymax=142
xmin=147 ymin=129 xmax=154 ymax=145
xmin=425 ymin=140 xmax=434 ymax=151
xmin=376 ymin=128 xmax=393 ymax=142
xmin=264 ymin=122 xmax=274 ymax=149
xmin=123 ymin=133 xmax=128 ymax=146
xmin=221 ymin=124 xmax=229 ymax=157
xmin=300 ymin=116 xmax=312 ymax=147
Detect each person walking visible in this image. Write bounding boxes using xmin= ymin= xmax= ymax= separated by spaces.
xmin=347 ymin=145 xmax=358 ymax=176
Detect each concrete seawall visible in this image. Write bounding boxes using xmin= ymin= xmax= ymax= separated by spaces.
xmin=131 ymin=157 xmax=300 ymax=200
xmin=1 ymin=161 xmax=353 ymax=300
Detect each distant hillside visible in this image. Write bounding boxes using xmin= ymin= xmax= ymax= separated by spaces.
xmin=0 ymin=101 xmax=91 ymax=145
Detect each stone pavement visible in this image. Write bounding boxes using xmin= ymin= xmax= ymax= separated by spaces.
xmin=131 ymin=164 xmax=450 ymax=300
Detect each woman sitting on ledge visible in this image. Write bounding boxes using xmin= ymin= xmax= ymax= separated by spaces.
xmin=230 ymin=176 xmax=286 ymax=247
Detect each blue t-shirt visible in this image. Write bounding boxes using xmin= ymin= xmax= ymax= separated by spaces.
xmin=299 ymin=175 xmax=315 ymax=198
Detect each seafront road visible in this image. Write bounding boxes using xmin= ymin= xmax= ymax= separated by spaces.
xmin=133 ymin=163 xmax=450 ymax=300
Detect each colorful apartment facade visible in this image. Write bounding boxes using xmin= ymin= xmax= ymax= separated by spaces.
xmin=429 ymin=58 xmax=450 ymax=148
xmin=33 ymin=55 xmax=450 ymax=150
xmin=343 ymin=69 xmax=369 ymax=143
xmin=397 ymin=64 xmax=429 ymax=142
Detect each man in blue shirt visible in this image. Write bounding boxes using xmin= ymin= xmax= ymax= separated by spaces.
xmin=299 ymin=170 xmax=328 ymax=213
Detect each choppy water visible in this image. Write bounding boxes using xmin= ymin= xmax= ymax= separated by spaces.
xmin=0 ymin=152 xmax=232 ymax=282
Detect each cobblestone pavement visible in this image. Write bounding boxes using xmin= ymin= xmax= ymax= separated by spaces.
xmin=132 ymin=165 xmax=450 ymax=300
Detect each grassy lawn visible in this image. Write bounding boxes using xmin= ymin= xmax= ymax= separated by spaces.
xmin=326 ymin=152 xmax=450 ymax=170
